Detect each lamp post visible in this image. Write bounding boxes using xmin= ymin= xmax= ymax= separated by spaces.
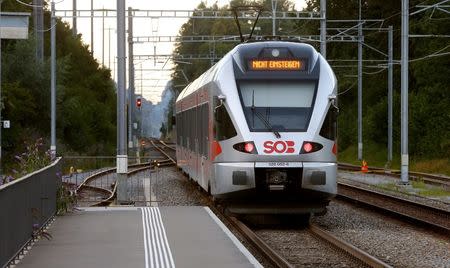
xmin=50 ymin=0 xmax=56 ymax=159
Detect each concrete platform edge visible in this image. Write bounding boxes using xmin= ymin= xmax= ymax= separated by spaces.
xmin=203 ymin=207 xmax=263 ymax=268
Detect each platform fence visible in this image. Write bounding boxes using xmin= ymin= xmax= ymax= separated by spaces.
xmin=0 ymin=158 xmax=62 ymax=268
xmin=61 ymin=156 xmax=166 ymax=207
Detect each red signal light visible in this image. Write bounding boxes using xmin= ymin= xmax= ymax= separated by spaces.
xmin=136 ymin=98 xmax=142 ymax=108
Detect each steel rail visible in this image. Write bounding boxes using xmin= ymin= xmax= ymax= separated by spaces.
xmin=150 ymin=140 xmax=176 ymax=164
xmin=91 ymin=161 xmax=175 ymax=207
xmin=92 ymin=164 xmax=157 ymax=206
xmin=227 ymin=216 xmax=294 ymax=268
xmin=76 ymin=162 xmax=154 ymax=192
xmin=76 ymin=161 xmax=155 ymax=205
xmin=338 ymin=163 xmax=450 ymax=187
xmin=309 ymin=224 xmax=392 ymax=268
xmin=159 ymin=140 xmax=176 ymax=151
xmin=178 ymin=164 xmax=295 ymax=267
xmin=78 ymin=185 xmax=112 ymax=196
xmin=337 ymin=182 xmax=450 ymax=236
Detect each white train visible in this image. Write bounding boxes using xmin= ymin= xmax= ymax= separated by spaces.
xmin=175 ymin=41 xmax=338 ymax=216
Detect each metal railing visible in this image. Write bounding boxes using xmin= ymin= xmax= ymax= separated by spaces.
xmin=61 ymin=156 xmax=167 ymax=206
xmin=0 ymin=158 xmax=62 ymax=268
xmin=127 ymin=163 xmax=166 ymax=206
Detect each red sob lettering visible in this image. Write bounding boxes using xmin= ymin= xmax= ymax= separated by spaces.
xmin=263 ymin=141 xmax=295 ymax=154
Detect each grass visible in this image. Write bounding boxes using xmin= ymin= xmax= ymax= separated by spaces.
xmin=410 ymin=179 xmax=450 ymax=197
xmin=375 ymin=180 xmax=450 ymax=198
xmin=338 ymin=142 xmax=450 ymax=176
xmin=411 ymin=159 xmax=450 ymax=176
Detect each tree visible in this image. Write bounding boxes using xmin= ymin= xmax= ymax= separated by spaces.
xmin=1 ymin=2 xmax=117 ymax=174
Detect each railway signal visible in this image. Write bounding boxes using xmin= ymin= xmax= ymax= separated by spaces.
xmin=136 ymin=98 xmax=142 ymax=108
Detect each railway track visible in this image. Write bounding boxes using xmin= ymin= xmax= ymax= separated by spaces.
xmin=75 ymin=159 xmax=174 ymax=206
xmin=210 ymin=200 xmax=391 ymax=267
xmin=150 ymin=140 xmax=176 ymax=163
xmin=153 ymin=144 xmax=388 ymax=267
xmin=338 ymin=163 xmax=450 ymax=187
xmin=337 ymin=182 xmax=450 ymax=236
xmin=153 ymin=140 xmax=445 ymax=266
xmin=228 ymin=217 xmax=391 ymax=267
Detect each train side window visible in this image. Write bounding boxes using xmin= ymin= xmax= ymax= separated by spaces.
xmin=176 ymin=114 xmax=181 ymax=146
xmin=177 ymin=113 xmax=181 ymax=147
xmin=191 ymin=107 xmax=198 ymax=152
xmin=180 ymin=113 xmax=184 ymax=148
xmin=319 ymin=106 xmax=338 ymax=140
xmin=214 ymin=100 xmax=237 ymax=141
xmin=188 ymin=109 xmax=192 ymax=150
xmin=199 ymin=104 xmax=204 ymax=156
xmin=183 ymin=111 xmax=188 ymax=148
xmin=190 ymin=108 xmax=195 ymax=151
xmin=203 ymin=104 xmax=209 ymax=158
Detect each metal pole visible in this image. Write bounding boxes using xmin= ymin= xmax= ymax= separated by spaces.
xmin=113 ymin=57 xmax=116 ymax=80
xmin=72 ymin=0 xmax=77 ymax=37
xmin=400 ymin=0 xmax=409 ymax=184
xmin=51 ymin=1 xmax=56 ymax=159
xmin=140 ymin=66 xmax=143 ymax=138
xmin=33 ymin=0 xmax=37 ymax=57
xmin=102 ymin=8 xmax=105 ymax=66
xmin=108 ymin=28 xmax=111 ymax=69
xmin=387 ymin=25 xmax=393 ymax=164
xmin=320 ymin=0 xmax=326 ymax=58
xmin=357 ymin=0 xmax=363 ymax=160
xmin=90 ymin=0 xmax=93 ymax=55
xmin=271 ymin=0 xmax=277 ymax=36
xmin=0 ymin=1 xmax=3 ymax=178
xmin=153 ymin=46 xmax=156 ymax=66
xmin=128 ymin=7 xmax=134 ymax=150
xmin=117 ymin=0 xmax=128 ymax=201
xmin=34 ymin=0 xmax=44 ymax=62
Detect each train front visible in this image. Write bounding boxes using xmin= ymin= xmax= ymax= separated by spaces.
xmin=212 ymin=41 xmax=338 ymax=215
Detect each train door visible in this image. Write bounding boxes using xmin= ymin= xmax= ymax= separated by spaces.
xmin=200 ymin=103 xmax=208 ymax=189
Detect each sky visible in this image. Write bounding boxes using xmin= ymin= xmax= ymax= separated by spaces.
xmin=55 ymin=0 xmax=307 ymax=103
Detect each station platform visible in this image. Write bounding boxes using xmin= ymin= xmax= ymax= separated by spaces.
xmin=18 ymin=207 xmax=261 ymax=268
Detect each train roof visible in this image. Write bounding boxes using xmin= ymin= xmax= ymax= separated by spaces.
xmin=176 ymin=41 xmax=319 ymax=103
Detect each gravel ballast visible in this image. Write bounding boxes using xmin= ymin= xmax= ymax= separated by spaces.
xmin=313 ymin=200 xmax=450 ymax=267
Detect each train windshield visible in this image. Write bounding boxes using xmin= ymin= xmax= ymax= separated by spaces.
xmin=238 ymin=81 xmax=316 ymax=132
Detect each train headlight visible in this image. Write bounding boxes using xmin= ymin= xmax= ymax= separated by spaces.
xmin=303 ymin=142 xmax=313 ymax=153
xmin=233 ymin=141 xmax=258 ymax=154
xmin=271 ymin=49 xmax=280 ymax=57
xmin=244 ymin=142 xmax=254 ymax=153
xmin=300 ymin=141 xmax=323 ymax=154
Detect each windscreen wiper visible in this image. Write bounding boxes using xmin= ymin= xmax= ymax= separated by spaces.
xmin=251 ymin=90 xmax=281 ymax=138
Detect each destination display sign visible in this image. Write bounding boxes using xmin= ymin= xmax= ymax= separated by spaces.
xmin=248 ymin=59 xmax=305 ymax=71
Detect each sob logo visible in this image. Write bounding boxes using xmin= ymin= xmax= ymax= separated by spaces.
xmin=263 ymin=141 xmax=295 ymax=154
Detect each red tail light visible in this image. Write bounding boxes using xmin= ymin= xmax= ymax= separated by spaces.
xmin=233 ymin=142 xmax=257 ymax=154
xmin=332 ymin=143 xmax=337 ymax=155
xmin=300 ymin=141 xmax=323 ymax=154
